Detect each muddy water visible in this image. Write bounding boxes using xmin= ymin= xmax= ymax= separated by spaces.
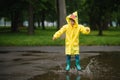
xmin=0 ymin=51 xmax=120 ymax=80
xmin=28 ymin=52 xmax=120 ymax=80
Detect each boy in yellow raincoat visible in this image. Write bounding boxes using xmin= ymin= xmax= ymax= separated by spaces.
xmin=52 ymin=11 xmax=90 ymax=71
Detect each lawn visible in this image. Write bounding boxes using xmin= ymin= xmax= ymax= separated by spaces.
xmin=0 ymin=27 xmax=120 ymax=46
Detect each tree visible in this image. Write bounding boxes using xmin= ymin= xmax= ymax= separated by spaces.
xmin=28 ymin=1 xmax=34 ymax=35
xmin=56 ymin=0 xmax=66 ymax=29
xmin=0 ymin=0 xmax=24 ymax=32
xmin=85 ymin=0 xmax=120 ymax=36
xmin=32 ymin=0 xmax=56 ymax=30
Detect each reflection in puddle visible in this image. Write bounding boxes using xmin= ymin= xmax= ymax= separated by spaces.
xmin=66 ymin=74 xmax=81 ymax=80
xmin=29 ymin=52 xmax=120 ymax=80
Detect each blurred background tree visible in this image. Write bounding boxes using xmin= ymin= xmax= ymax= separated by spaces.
xmin=0 ymin=0 xmax=120 ymax=35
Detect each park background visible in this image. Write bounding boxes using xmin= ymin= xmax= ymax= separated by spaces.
xmin=0 ymin=0 xmax=120 ymax=80
xmin=0 ymin=0 xmax=120 ymax=46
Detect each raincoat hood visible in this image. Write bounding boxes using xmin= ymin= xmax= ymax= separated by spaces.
xmin=66 ymin=11 xmax=78 ymax=27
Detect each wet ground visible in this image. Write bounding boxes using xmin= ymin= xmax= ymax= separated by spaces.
xmin=0 ymin=46 xmax=120 ymax=80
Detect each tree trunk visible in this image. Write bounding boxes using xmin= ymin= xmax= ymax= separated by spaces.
xmin=57 ymin=0 xmax=66 ymax=29
xmin=56 ymin=0 xmax=59 ymax=30
xmin=28 ymin=3 xmax=34 ymax=35
xmin=37 ymin=18 xmax=40 ymax=27
xmin=117 ymin=18 xmax=120 ymax=27
xmin=98 ymin=21 xmax=103 ymax=36
xmin=11 ymin=11 xmax=20 ymax=32
xmin=98 ymin=28 xmax=102 ymax=36
xmin=41 ymin=10 xmax=45 ymax=30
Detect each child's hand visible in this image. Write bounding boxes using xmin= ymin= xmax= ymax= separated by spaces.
xmin=52 ymin=37 xmax=56 ymax=40
xmin=86 ymin=27 xmax=90 ymax=32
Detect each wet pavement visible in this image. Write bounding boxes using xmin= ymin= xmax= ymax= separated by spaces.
xmin=0 ymin=46 xmax=120 ymax=80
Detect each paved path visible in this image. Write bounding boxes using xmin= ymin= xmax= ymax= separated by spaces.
xmin=0 ymin=46 xmax=119 ymax=80
xmin=0 ymin=46 xmax=120 ymax=53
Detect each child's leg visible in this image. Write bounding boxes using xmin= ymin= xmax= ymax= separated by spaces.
xmin=75 ymin=55 xmax=81 ymax=70
xmin=66 ymin=55 xmax=71 ymax=71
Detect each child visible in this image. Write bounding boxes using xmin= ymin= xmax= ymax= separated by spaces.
xmin=52 ymin=11 xmax=90 ymax=71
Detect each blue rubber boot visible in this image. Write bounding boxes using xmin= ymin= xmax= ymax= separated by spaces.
xmin=75 ymin=55 xmax=81 ymax=71
xmin=65 ymin=55 xmax=71 ymax=71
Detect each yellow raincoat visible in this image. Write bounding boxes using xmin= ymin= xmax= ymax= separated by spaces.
xmin=53 ymin=11 xmax=90 ymax=55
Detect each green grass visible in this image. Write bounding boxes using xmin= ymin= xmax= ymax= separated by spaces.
xmin=0 ymin=27 xmax=120 ymax=46
xmin=80 ymin=30 xmax=120 ymax=45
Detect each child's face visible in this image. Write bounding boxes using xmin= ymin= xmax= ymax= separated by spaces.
xmin=70 ymin=19 xmax=75 ymax=26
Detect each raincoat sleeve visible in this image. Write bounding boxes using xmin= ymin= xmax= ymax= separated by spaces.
xmin=79 ymin=25 xmax=90 ymax=34
xmin=53 ymin=25 xmax=67 ymax=39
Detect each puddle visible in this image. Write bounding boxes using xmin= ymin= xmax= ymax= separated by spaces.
xmin=0 ymin=51 xmax=120 ymax=80
xmin=28 ymin=52 xmax=120 ymax=80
